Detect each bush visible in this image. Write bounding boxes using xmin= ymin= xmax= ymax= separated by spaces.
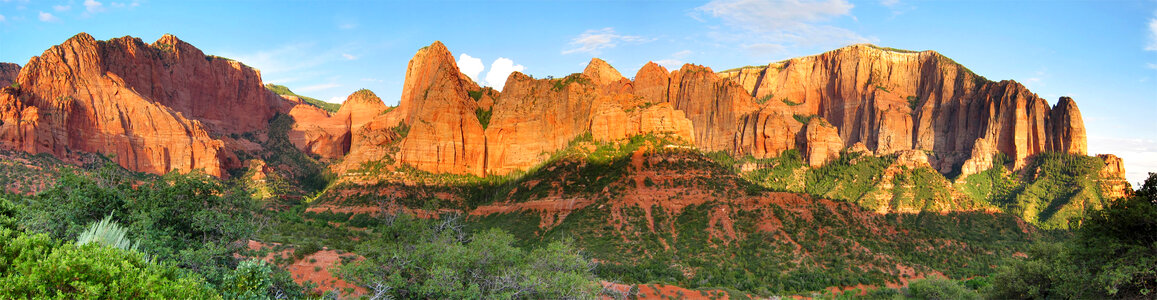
xmin=0 ymin=233 xmax=218 ymax=299
xmin=903 ymin=276 xmax=979 ymax=300
xmin=340 ymin=213 xmax=600 ymax=299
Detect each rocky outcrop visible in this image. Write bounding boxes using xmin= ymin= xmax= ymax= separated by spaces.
xmin=583 ymin=58 xmax=625 ymax=86
xmin=98 ymin=34 xmax=281 ymax=134
xmin=0 ymin=63 xmax=19 ymax=88
xmin=287 ymin=90 xmax=388 ymax=159
xmin=1097 ymin=154 xmax=1132 ymax=199
xmin=0 ymin=33 xmax=235 ymax=176
xmin=718 ymin=44 xmax=1089 ymax=176
xmin=803 ymin=118 xmax=843 ymax=167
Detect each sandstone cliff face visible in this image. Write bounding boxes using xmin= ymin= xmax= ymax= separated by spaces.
xmin=0 ymin=33 xmax=232 ymax=176
xmin=98 ymin=34 xmax=281 ymax=134
xmin=718 ymin=45 xmax=1088 ymax=176
xmin=0 ymin=63 xmax=19 ymax=88
xmin=287 ymin=90 xmax=388 ymax=159
xmin=394 ymin=42 xmax=488 ymax=175
xmin=340 ymin=44 xmax=700 ymax=176
xmin=1097 ymin=154 xmax=1132 ymax=199
xmin=803 ymin=118 xmax=843 ymax=167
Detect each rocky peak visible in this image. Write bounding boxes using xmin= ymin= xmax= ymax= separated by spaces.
xmin=0 ymin=63 xmax=19 ymax=88
xmin=1049 ymin=96 xmax=1087 ymax=155
xmin=632 ymin=62 xmax=670 ymax=104
xmin=582 ymin=58 xmax=624 ymax=86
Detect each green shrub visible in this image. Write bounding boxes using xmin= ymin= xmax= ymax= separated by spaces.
xmin=475 ymin=107 xmax=492 ymax=129
xmin=0 ymin=233 xmax=219 ymax=299
xmin=76 ymin=214 xmax=139 ymax=252
xmin=903 ymin=276 xmax=979 ymax=300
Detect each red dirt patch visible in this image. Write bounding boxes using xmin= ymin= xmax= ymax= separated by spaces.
xmin=245 ymin=240 xmax=366 ymax=298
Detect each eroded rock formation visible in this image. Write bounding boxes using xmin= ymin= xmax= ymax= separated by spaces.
xmin=0 ymin=33 xmax=245 ymax=176
xmin=719 ymin=45 xmax=1088 ymax=176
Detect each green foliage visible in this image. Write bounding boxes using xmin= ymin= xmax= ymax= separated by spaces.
xmin=793 ymin=114 xmax=818 ymax=124
xmin=219 ymin=259 xmax=307 ymax=300
xmin=261 ymin=113 xmax=333 ymax=194
xmin=902 ymin=276 xmax=980 ymax=300
xmin=552 ymin=73 xmax=589 ymax=91
xmin=340 ymin=212 xmax=600 ymax=299
xmin=19 ymin=166 xmax=133 ymax=239
xmin=468 ymin=89 xmax=485 ymax=101
xmin=475 ymin=107 xmax=492 ymax=129
xmin=16 ymin=170 xmax=263 ymax=288
xmin=265 ymin=83 xmax=340 ymax=113
xmin=76 ymin=214 xmax=139 ymax=252
xmin=782 ymin=98 xmax=802 ymax=106
xmin=755 ymin=94 xmax=773 ymax=104
xmin=990 ymin=173 xmax=1157 ymax=298
xmin=0 ymin=233 xmax=219 ymax=299
xmin=906 ymin=96 xmax=920 ymax=111
xmin=866 ymin=45 xmax=921 ymax=53
xmin=806 ymin=151 xmax=893 ymax=204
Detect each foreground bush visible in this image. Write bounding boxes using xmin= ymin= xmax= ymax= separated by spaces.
xmin=340 ymin=213 xmax=601 ymax=299
xmin=0 ymin=233 xmax=218 ymax=299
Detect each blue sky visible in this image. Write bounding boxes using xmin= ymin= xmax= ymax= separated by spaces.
xmin=1 ymin=0 xmax=1155 ymax=185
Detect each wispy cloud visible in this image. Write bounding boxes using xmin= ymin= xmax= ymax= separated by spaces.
xmin=653 ymin=50 xmax=695 ymax=70
xmin=562 ymin=27 xmax=650 ymax=55
xmin=485 ymin=57 xmax=525 ymax=90
xmin=1146 ymin=12 xmax=1157 ymax=51
xmin=654 ymin=59 xmax=684 ymax=70
xmin=38 ymin=11 xmax=58 ymax=22
xmin=0 ymin=14 xmax=6 ymax=22
xmin=84 ymin=0 xmax=104 ymax=14
xmin=879 ymin=0 xmax=914 ymax=16
xmin=694 ymin=0 xmax=870 ymax=57
xmin=457 ymin=54 xmax=485 ymax=84
xmin=53 ymin=4 xmax=71 ymax=12
xmin=341 ymin=53 xmax=357 ymax=60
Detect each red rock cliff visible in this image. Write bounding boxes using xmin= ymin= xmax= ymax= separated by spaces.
xmin=718 ymin=45 xmax=1088 ymax=175
xmin=0 ymin=33 xmax=235 ymax=176
xmin=0 ymin=33 xmax=293 ymax=177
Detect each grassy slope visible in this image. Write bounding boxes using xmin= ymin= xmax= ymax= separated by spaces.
xmin=266 ymin=84 xmax=341 ymax=113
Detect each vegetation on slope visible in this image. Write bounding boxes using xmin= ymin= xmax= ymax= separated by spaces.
xmin=266 ymin=83 xmax=341 ymax=113
xmin=957 ymin=152 xmax=1111 ymax=229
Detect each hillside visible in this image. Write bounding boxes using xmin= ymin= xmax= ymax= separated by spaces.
xmin=0 ymin=33 xmax=1142 ymax=298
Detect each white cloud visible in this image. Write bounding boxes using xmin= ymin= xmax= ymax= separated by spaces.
xmin=296 ymin=83 xmax=341 ymax=93
xmin=341 ymin=53 xmax=357 ymax=60
xmin=457 ymin=54 xmax=485 ymax=84
xmin=1088 ymin=136 xmax=1157 ymax=187
xmin=1147 ymin=63 xmax=1157 ymax=70
xmin=654 ymin=59 xmax=684 ymax=70
xmin=671 ymin=50 xmax=693 ymax=59
xmin=0 ymin=14 xmax=5 ymax=22
xmin=1146 ymin=14 xmax=1157 ymax=51
xmin=53 ymin=4 xmax=71 ymax=11
xmin=695 ymin=0 xmax=870 ymax=56
xmin=562 ymin=27 xmax=649 ymax=55
xmin=484 ymin=57 xmax=525 ymax=91
xmin=880 ymin=0 xmax=899 ymax=6
xmin=84 ymin=0 xmax=104 ymax=13
xmin=327 ymin=96 xmax=344 ymax=103
xmin=38 ymin=11 xmax=58 ymax=22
